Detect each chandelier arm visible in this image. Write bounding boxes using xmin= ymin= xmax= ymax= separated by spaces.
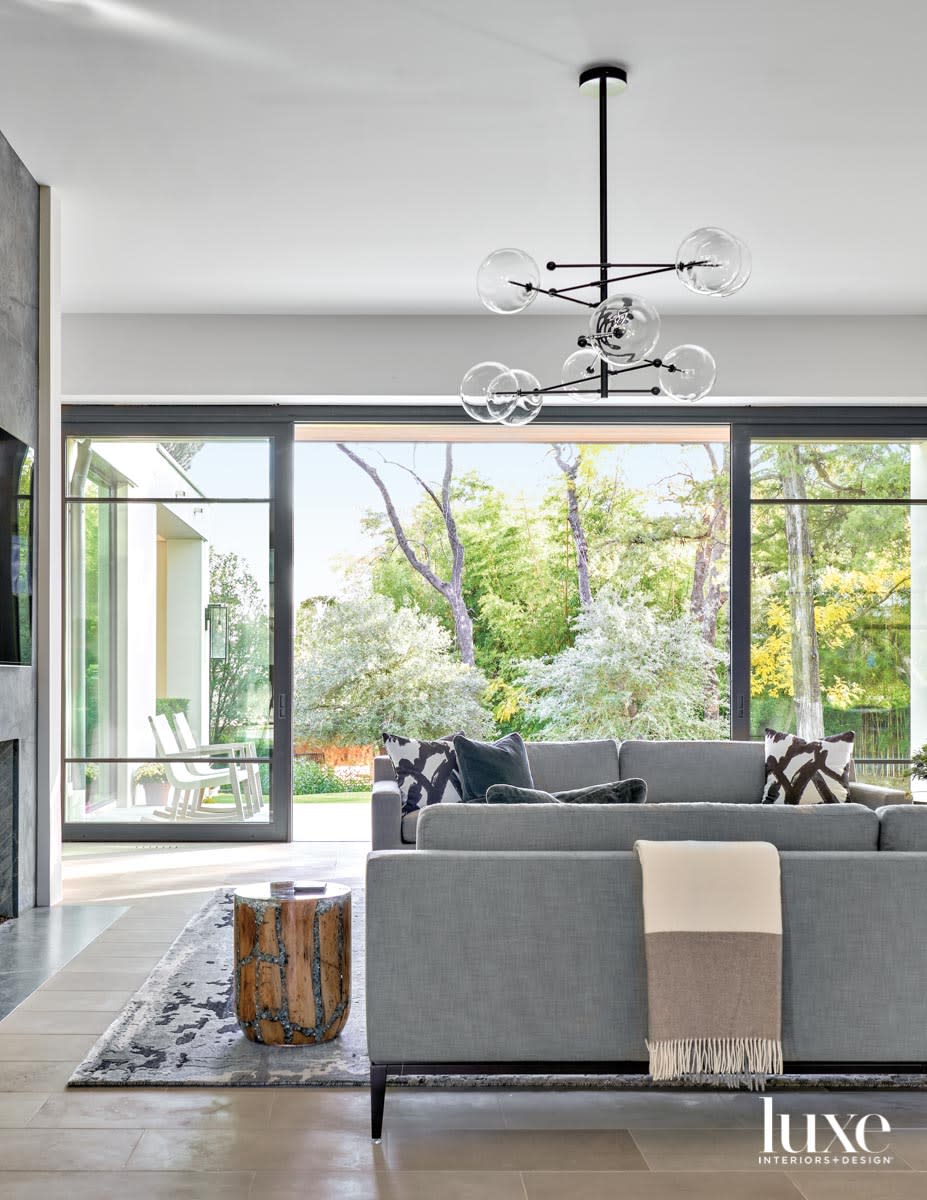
xmin=518 ymin=387 xmax=659 ymax=396
xmin=513 ymin=283 xmax=597 ymax=309
xmin=548 ymin=264 xmax=677 ymax=297
xmin=532 ymin=376 xmax=607 ymax=395
xmin=606 ymin=360 xmax=658 ymax=376
xmin=600 ymin=265 xmax=678 ymax=286
xmin=548 ymin=261 xmax=675 ymax=270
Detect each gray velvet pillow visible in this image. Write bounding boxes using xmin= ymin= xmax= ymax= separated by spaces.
xmin=557 ymin=778 xmax=647 ymax=805
xmin=486 ymin=784 xmax=560 ymax=805
xmin=486 ymin=778 xmax=647 ymax=806
xmin=453 ymin=732 xmax=533 ymax=803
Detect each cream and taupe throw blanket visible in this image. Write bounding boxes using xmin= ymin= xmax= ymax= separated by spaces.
xmin=635 ymin=839 xmax=783 ymax=1088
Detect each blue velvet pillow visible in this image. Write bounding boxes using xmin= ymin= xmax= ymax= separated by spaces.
xmin=453 ymin=732 xmax=533 ymax=803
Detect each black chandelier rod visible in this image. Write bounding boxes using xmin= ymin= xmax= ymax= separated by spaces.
xmin=598 ymin=75 xmax=608 ymax=398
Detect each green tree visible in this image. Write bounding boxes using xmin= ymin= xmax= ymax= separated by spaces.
xmin=519 ymin=586 xmax=726 ymax=741
xmin=750 ymin=441 xmax=911 ymax=751
xmin=208 ymin=549 xmax=269 ymax=741
xmin=337 ymin=444 xmax=476 ymax=663
xmin=294 ymin=593 xmax=494 ymax=745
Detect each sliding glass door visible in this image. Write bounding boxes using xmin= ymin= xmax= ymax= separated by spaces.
xmin=60 ymin=406 xmax=927 ymax=842
xmin=63 ymin=426 xmax=292 ymax=839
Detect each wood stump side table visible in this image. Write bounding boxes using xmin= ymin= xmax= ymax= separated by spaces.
xmin=233 ymin=883 xmax=351 ymax=1046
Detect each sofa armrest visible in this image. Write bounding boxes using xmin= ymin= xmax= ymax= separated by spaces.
xmin=848 ymin=781 xmax=909 ymax=810
xmin=373 ymin=754 xmax=396 ymax=784
xmin=371 ymin=779 xmax=404 ymax=850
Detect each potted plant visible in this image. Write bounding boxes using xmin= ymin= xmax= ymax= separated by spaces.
xmin=909 ymin=745 xmax=927 ymax=802
xmin=134 ymin=762 xmax=170 ymax=807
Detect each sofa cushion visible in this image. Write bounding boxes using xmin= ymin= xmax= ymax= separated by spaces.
xmin=877 ymin=805 xmax=927 ymax=850
xmin=454 ymin=732 xmax=533 ymax=803
xmin=415 ymin=801 xmax=879 ymax=852
xmin=401 ymin=811 xmax=420 ymax=843
xmin=619 ymin=740 xmax=765 ymax=804
xmin=525 ymin=739 xmax=620 ymax=793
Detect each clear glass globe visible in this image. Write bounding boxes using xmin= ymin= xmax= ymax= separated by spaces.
xmin=499 ymin=369 xmax=543 ymax=425
xmin=676 ymin=227 xmax=751 ymax=297
xmin=459 ymin=361 xmax=519 ymax=423
xmin=561 ymin=347 xmax=600 ymax=388
xmin=588 ymin=293 xmax=661 ymax=364
xmin=476 ymin=248 xmax=540 ymax=314
xmin=658 ymin=344 xmax=717 ymax=402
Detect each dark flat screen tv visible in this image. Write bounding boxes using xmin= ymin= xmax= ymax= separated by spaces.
xmin=0 ymin=429 xmax=33 ymax=665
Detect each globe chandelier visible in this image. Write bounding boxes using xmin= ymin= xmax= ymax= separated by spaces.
xmin=460 ymin=64 xmax=751 ymax=425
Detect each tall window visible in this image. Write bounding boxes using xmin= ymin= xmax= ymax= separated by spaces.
xmin=751 ymin=440 xmax=924 ymax=789
xmin=292 ymin=425 xmax=731 ymax=795
xmin=64 ymin=437 xmax=275 ymax=825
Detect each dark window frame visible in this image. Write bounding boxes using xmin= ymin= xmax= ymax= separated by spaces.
xmin=62 ymin=403 xmax=927 ymax=840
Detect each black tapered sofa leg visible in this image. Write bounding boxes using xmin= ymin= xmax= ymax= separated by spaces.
xmin=370 ymin=1064 xmax=387 ymax=1140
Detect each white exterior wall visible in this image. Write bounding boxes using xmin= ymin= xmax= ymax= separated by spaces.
xmin=163 ymin=535 xmax=209 ymax=742
xmin=121 ymin=503 xmax=158 ymax=804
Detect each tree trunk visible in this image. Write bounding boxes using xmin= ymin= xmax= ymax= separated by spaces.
xmin=778 ymin=444 xmax=824 ymax=739
xmin=552 ymin=445 xmax=593 ymax=608
xmin=689 ymin=445 xmax=729 ymax=721
xmin=336 ymin=443 xmax=476 ymax=665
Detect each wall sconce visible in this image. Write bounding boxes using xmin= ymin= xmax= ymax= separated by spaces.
xmin=205 ymin=603 xmax=228 ymax=661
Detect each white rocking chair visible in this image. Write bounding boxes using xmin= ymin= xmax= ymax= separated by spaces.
xmin=172 ymin=711 xmax=264 ymax=816
xmin=146 ymin=713 xmax=246 ymax=821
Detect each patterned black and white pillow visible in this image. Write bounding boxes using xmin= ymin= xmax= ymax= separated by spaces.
xmin=382 ymin=731 xmax=464 ymax=817
xmin=762 ymin=728 xmax=855 ymax=805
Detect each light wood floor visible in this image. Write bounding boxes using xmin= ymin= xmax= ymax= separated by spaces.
xmin=0 ymin=842 xmax=925 ymax=1198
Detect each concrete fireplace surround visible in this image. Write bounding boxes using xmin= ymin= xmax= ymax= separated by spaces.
xmin=0 ymin=128 xmax=39 ymax=914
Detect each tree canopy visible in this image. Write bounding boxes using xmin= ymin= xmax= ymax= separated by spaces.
xmin=294 ymin=592 xmax=494 ymax=745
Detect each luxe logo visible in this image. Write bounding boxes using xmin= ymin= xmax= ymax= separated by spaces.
xmin=759 ymin=1096 xmax=892 ymax=1166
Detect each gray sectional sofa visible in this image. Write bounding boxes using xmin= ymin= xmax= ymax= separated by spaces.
xmin=371 ymin=738 xmax=905 ymax=850
xmin=365 ymin=738 xmax=919 ymax=1137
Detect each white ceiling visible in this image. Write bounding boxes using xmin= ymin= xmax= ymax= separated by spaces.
xmin=0 ymin=0 xmax=924 ymax=315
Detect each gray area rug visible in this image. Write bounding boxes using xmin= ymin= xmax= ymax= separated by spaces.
xmin=69 ymin=888 xmax=370 ymax=1087
xmin=69 ymin=887 xmax=927 ymax=1090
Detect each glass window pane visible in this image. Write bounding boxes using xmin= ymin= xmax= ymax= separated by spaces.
xmin=65 ymin=436 xmax=274 ymax=825
xmin=751 ymin=441 xmax=911 ymax=500
xmin=293 ymin=430 xmax=730 ymax=844
xmin=65 ymin=437 xmax=270 ymax=499
xmin=751 ymin=496 xmax=916 ymax=779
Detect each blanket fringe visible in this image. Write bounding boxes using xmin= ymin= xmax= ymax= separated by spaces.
xmin=647 ymin=1037 xmax=783 ymax=1090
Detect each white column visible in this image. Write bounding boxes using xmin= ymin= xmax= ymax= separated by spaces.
xmin=911 ymin=445 xmax=927 ymax=800
xmin=35 ymin=187 xmax=61 ymax=907
xmin=164 ymin=538 xmax=209 ymax=741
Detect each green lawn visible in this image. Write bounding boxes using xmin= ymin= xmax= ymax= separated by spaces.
xmin=209 ymin=790 xmax=371 ymax=806
xmin=293 ymin=791 xmax=371 ymax=804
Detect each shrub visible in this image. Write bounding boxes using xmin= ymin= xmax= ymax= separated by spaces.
xmin=292 ymin=759 xmax=369 ymax=795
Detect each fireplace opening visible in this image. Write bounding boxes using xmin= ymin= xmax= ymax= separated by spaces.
xmin=0 ymin=739 xmax=18 ymax=919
